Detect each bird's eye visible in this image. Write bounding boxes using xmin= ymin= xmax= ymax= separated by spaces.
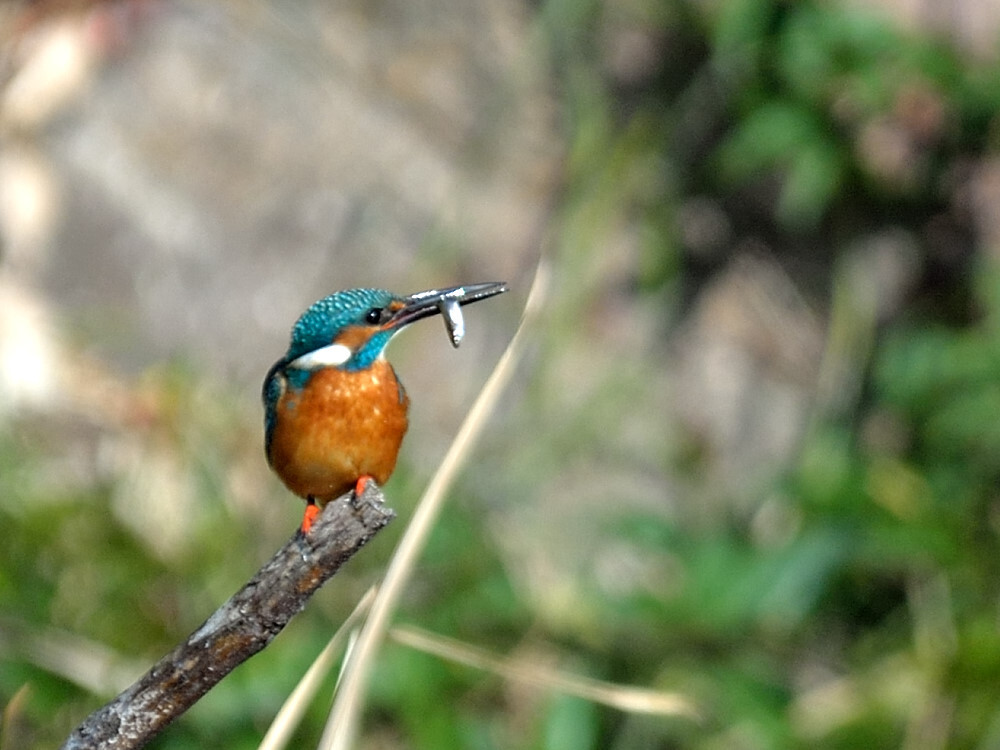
xmin=365 ymin=308 xmax=383 ymax=325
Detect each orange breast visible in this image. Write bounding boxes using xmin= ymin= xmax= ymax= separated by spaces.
xmin=268 ymin=360 xmax=409 ymax=503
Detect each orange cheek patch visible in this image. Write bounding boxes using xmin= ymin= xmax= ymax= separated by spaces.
xmin=334 ymin=325 xmax=377 ymax=352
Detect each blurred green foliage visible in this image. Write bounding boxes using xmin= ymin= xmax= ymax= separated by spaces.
xmin=5 ymin=0 xmax=1000 ymax=748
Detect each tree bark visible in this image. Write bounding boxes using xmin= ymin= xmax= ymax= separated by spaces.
xmin=61 ymin=483 xmax=394 ymax=750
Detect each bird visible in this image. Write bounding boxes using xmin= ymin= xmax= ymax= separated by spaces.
xmin=263 ymin=282 xmax=507 ymax=533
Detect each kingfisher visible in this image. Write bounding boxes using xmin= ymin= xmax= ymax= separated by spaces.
xmin=263 ymin=282 xmax=507 ymax=533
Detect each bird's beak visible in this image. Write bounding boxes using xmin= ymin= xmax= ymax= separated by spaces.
xmin=385 ymin=281 xmax=508 ymax=347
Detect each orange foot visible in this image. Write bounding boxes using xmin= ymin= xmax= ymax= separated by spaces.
xmin=354 ymin=475 xmax=373 ymax=497
xmin=300 ymin=497 xmax=320 ymax=534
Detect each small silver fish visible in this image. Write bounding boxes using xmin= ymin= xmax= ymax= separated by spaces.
xmin=400 ymin=281 xmax=507 ymax=348
xmin=439 ymin=298 xmax=465 ymax=347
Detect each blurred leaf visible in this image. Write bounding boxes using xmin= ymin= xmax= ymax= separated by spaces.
xmin=876 ymin=327 xmax=1000 ymax=410
xmin=370 ymin=647 xmax=467 ymax=750
xmin=543 ymin=694 xmax=599 ymax=750
xmin=777 ymin=5 xmax=839 ymax=103
xmin=777 ymin=138 xmax=845 ymax=227
xmin=755 ymin=528 xmax=852 ymax=627
xmin=796 ymin=427 xmax=859 ymax=509
xmin=716 ymin=101 xmax=823 ymax=179
xmin=711 ymin=0 xmax=775 ymax=81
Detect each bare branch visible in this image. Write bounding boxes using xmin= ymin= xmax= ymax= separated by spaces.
xmin=61 ymin=483 xmax=394 ymax=750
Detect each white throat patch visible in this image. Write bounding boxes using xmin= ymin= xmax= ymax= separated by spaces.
xmin=288 ymin=343 xmax=352 ymax=370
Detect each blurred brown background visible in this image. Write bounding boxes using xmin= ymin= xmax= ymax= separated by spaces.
xmin=4 ymin=0 xmax=1000 ymax=748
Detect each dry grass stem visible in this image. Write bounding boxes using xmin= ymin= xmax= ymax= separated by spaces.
xmin=320 ymin=260 xmax=551 ymax=750
xmin=390 ymin=624 xmax=701 ymax=720
xmin=258 ymin=587 xmax=377 ymax=750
